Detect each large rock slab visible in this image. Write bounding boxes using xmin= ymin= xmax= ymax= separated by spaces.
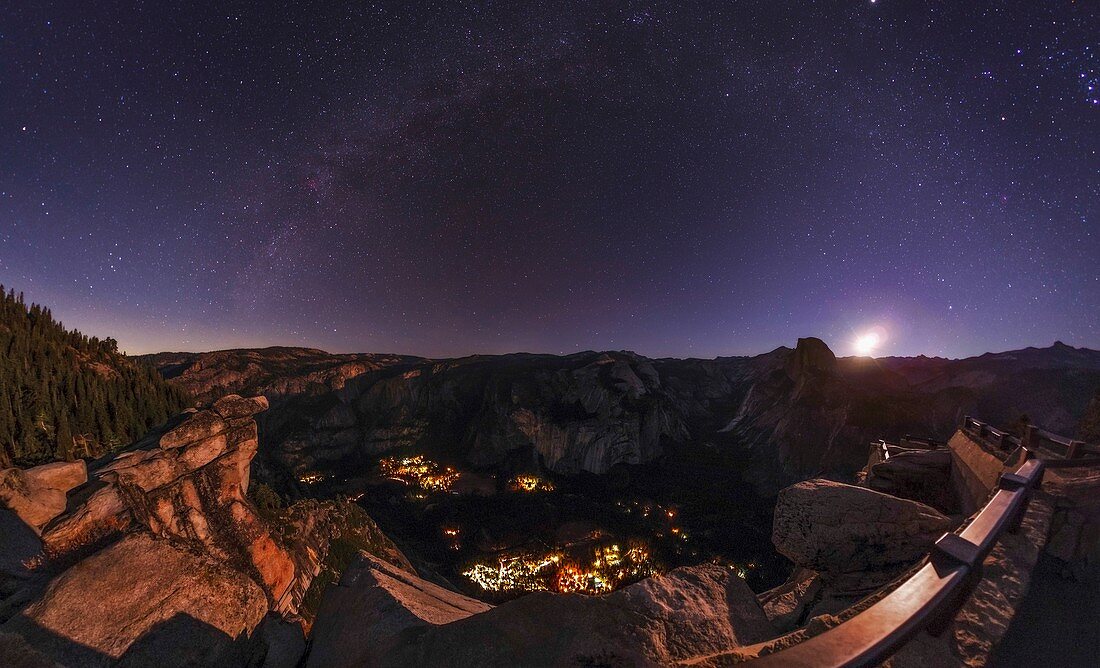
xmin=158 ymin=410 xmax=227 ymax=449
xmin=324 ymin=563 xmax=775 ymax=667
xmin=0 ymin=462 xmax=87 ymax=534
xmin=307 ymin=552 xmax=491 ymax=667
xmin=2 ymin=533 xmax=267 ymax=666
xmin=866 ymin=448 xmax=957 ymax=513
xmin=773 ymin=479 xmax=952 ymax=576
xmin=0 ymin=397 xmax=417 ymax=668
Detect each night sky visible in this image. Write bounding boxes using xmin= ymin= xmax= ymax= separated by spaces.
xmin=2 ymin=2 xmax=1097 ymax=358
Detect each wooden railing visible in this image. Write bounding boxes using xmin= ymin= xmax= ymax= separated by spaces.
xmin=745 ymin=418 xmax=1100 ymax=667
xmin=898 ymin=435 xmax=943 ymax=450
xmin=961 ymin=415 xmax=1021 ymax=454
xmin=744 ymin=453 xmax=1045 ymax=667
xmin=1022 ymin=424 xmax=1100 ymax=463
xmin=874 ymin=435 xmax=943 ymax=462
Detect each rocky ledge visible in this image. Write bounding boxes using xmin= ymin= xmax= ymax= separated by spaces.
xmin=307 ymin=551 xmax=776 ymax=667
xmin=0 ymin=396 xmax=410 ymax=667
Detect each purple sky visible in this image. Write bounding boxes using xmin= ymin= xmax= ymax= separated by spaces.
xmin=2 ymin=1 xmax=1097 ymax=358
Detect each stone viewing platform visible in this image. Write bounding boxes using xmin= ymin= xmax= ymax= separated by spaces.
xmin=701 ymin=417 xmax=1100 ymax=667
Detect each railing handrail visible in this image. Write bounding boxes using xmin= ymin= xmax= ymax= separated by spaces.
xmin=961 ymin=415 xmax=1022 ymax=452
xmin=743 ymin=453 xmax=1044 ymax=667
xmin=900 ymin=434 xmax=943 ymax=448
xmin=739 ymin=419 xmax=1099 ymax=667
xmin=1031 ymin=426 xmax=1073 ymax=447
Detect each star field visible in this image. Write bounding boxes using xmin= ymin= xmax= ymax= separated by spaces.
xmin=1 ymin=1 xmax=1097 ymax=357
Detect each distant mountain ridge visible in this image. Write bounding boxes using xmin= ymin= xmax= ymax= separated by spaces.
xmin=879 ymin=341 xmax=1100 ymax=386
xmin=138 ymin=347 xmax=426 ymax=404
xmin=143 ymin=340 xmax=1100 ymax=497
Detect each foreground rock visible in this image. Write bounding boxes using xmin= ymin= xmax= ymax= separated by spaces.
xmin=865 ymin=447 xmax=957 ymax=513
xmin=705 ymin=479 xmax=1056 ymax=667
xmin=0 ymin=462 xmax=87 ymax=534
xmin=35 ymin=395 xmax=301 ymax=613
xmin=306 ymin=553 xmax=492 ymax=667
xmin=0 ymin=396 xmax=411 ymax=666
xmin=5 ymin=533 xmax=267 ymax=666
xmin=308 ymin=556 xmax=775 ymax=667
xmin=769 ymin=478 xmax=952 ymax=621
xmin=773 ymin=479 xmax=952 ymax=576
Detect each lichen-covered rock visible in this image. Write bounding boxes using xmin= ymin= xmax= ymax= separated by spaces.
xmin=306 ymin=553 xmax=491 ymax=667
xmin=269 ymin=499 xmax=414 ymax=627
xmin=317 ymin=563 xmax=775 ymax=668
xmin=773 ymin=479 xmax=952 ymax=576
xmin=212 ymin=394 xmax=270 ymax=420
xmin=866 ymin=448 xmax=957 ymax=513
xmin=0 ymin=461 xmax=87 ymax=534
xmin=39 ymin=486 xmax=128 ymax=558
xmin=4 ymin=533 xmax=268 ymax=665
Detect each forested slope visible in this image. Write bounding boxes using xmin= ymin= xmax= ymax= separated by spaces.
xmin=0 ymin=287 xmax=190 ymax=466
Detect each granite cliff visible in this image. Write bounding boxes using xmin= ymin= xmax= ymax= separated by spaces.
xmin=0 ymin=397 xmax=410 ymax=666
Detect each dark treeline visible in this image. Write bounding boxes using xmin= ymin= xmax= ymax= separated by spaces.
xmin=0 ymin=286 xmax=190 ymax=467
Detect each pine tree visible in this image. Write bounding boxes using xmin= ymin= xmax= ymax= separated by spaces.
xmin=56 ymin=413 xmax=74 ymax=461
xmin=0 ymin=286 xmax=191 ymax=466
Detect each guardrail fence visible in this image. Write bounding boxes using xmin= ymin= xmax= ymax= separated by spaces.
xmin=743 ymin=417 xmax=1099 ymax=667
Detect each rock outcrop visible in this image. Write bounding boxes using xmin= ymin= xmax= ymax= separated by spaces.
xmin=308 ymin=555 xmax=775 ymax=667
xmin=34 ymin=395 xmax=300 ymax=613
xmin=306 ymin=553 xmax=492 ymax=667
xmin=0 ymin=396 xmax=412 ymax=666
xmin=866 ymin=447 xmax=957 ymax=513
xmin=268 ymin=499 xmax=415 ymax=627
xmin=4 ymin=532 xmax=268 ymax=665
xmin=0 ymin=462 xmax=87 ymax=534
xmin=769 ymin=479 xmax=952 ymax=619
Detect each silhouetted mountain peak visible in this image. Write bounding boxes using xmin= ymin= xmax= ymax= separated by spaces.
xmin=785 ymin=337 xmax=837 ymax=380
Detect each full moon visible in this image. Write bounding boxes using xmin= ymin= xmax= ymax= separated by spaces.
xmin=854 ymin=331 xmax=881 ymax=356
